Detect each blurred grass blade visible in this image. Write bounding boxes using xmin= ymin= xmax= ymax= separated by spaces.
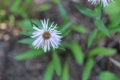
xmin=53 ymin=51 xmax=61 ymax=76
xmin=109 ymin=27 xmax=120 ymax=33
xmin=104 ymin=0 xmax=120 ymax=21
xmin=82 ymin=58 xmax=94 ymax=80
xmin=109 ymin=58 xmax=120 ymax=68
xmin=73 ymin=25 xmax=87 ymax=34
xmin=35 ymin=4 xmax=51 ymax=12
xmin=44 ymin=61 xmax=54 ymax=80
xmin=18 ymin=19 xmax=33 ymax=31
xmin=87 ymin=29 xmax=97 ymax=48
xmin=31 ymin=19 xmax=41 ymax=27
xmin=20 ymin=31 xmax=32 ymax=36
xmin=61 ymin=61 xmax=69 ymax=80
xmin=94 ymin=19 xmax=110 ymax=37
xmin=4 ymin=0 xmax=11 ymax=5
xmin=51 ymin=0 xmax=60 ymax=4
xmin=59 ymin=22 xmax=72 ymax=34
xmin=76 ymin=5 xmax=95 ymax=17
xmin=58 ymin=4 xmax=68 ymax=21
xmin=18 ymin=38 xmax=33 ymax=45
xmin=71 ymin=41 xmax=84 ymax=64
xmin=25 ymin=0 xmax=32 ymax=4
xmin=15 ymin=50 xmax=43 ymax=60
xmin=89 ymin=47 xmax=116 ymax=57
xmin=11 ymin=0 xmax=21 ymax=12
xmin=100 ymin=71 xmax=120 ymax=80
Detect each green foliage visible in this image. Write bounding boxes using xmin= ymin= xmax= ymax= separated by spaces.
xmin=52 ymin=51 xmax=62 ymax=76
xmin=18 ymin=19 xmax=40 ymax=36
xmin=44 ymin=61 xmax=54 ymax=80
xmin=87 ymin=29 xmax=97 ymax=47
xmin=76 ymin=4 xmax=111 ymax=47
xmin=18 ymin=19 xmax=33 ymax=31
xmin=34 ymin=4 xmax=51 ymax=12
xmin=19 ymin=31 xmax=33 ymax=36
xmin=19 ymin=19 xmax=40 ymax=30
xmin=89 ymin=47 xmax=116 ymax=57
xmin=73 ymin=25 xmax=87 ymax=34
xmin=18 ymin=38 xmax=33 ymax=45
xmin=10 ymin=0 xmax=21 ymax=12
xmin=71 ymin=41 xmax=84 ymax=64
xmin=13 ymin=1 xmax=119 ymax=80
xmin=59 ymin=22 xmax=72 ymax=36
xmin=58 ymin=4 xmax=68 ymax=22
xmin=100 ymin=71 xmax=120 ymax=80
xmin=104 ymin=0 xmax=120 ymax=34
xmin=104 ymin=0 xmax=120 ymax=20
xmin=94 ymin=18 xmax=110 ymax=37
xmin=25 ymin=0 xmax=32 ymax=4
xmin=82 ymin=58 xmax=94 ymax=80
xmin=1 ymin=0 xmax=118 ymax=80
xmin=51 ymin=0 xmax=60 ymax=4
xmin=4 ymin=0 xmax=11 ymax=5
xmin=61 ymin=61 xmax=69 ymax=80
xmin=76 ymin=5 xmax=95 ymax=17
xmin=15 ymin=50 xmax=43 ymax=60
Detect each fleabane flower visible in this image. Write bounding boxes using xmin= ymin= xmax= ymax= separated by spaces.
xmin=31 ymin=19 xmax=62 ymax=52
xmin=88 ymin=0 xmax=114 ymax=7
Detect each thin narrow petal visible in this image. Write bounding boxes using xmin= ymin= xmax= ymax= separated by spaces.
xmin=88 ymin=0 xmax=114 ymax=7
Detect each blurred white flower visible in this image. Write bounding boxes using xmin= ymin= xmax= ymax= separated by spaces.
xmin=88 ymin=0 xmax=114 ymax=7
xmin=31 ymin=19 xmax=62 ymax=52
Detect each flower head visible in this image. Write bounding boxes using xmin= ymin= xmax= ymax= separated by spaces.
xmin=88 ymin=0 xmax=114 ymax=7
xmin=31 ymin=19 xmax=62 ymax=52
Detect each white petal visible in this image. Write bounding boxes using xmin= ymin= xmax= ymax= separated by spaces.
xmin=33 ymin=26 xmax=41 ymax=31
xmin=31 ymin=31 xmax=42 ymax=38
xmin=32 ymin=36 xmax=43 ymax=48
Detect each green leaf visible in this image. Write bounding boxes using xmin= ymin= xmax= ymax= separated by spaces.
xmin=104 ymin=0 xmax=120 ymax=20
xmin=51 ymin=0 xmax=60 ymax=4
xmin=108 ymin=16 xmax=120 ymax=29
xmin=18 ymin=38 xmax=33 ymax=45
xmin=15 ymin=50 xmax=43 ymax=60
xmin=100 ymin=71 xmax=120 ymax=80
xmin=31 ymin=19 xmax=40 ymax=27
xmin=10 ymin=0 xmax=21 ymax=12
xmin=110 ymin=27 xmax=120 ymax=33
xmin=25 ymin=0 xmax=32 ymax=4
xmin=44 ymin=61 xmax=54 ymax=80
xmin=59 ymin=22 xmax=72 ymax=34
xmin=52 ymin=51 xmax=61 ymax=76
xmin=76 ymin=5 xmax=95 ymax=17
xmin=87 ymin=29 xmax=97 ymax=47
xmin=4 ymin=0 xmax=11 ymax=6
xmin=93 ymin=5 xmax=101 ymax=19
xmin=35 ymin=4 xmax=51 ymax=12
xmin=82 ymin=58 xmax=94 ymax=80
xmin=18 ymin=19 xmax=33 ymax=31
xmin=73 ymin=25 xmax=87 ymax=34
xmin=71 ymin=41 xmax=84 ymax=64
xmin=89 ymin=47 xmax=116 ymax=57
xmin=61 ymin=61 xmax=69 ymax=80
xmin=58 ymin=4 xmax=68 ymax=22
xmin=94 ymin=19 xmax=110 ymax=37
xmin=19 ymin=31 xmax=32 ymax=36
